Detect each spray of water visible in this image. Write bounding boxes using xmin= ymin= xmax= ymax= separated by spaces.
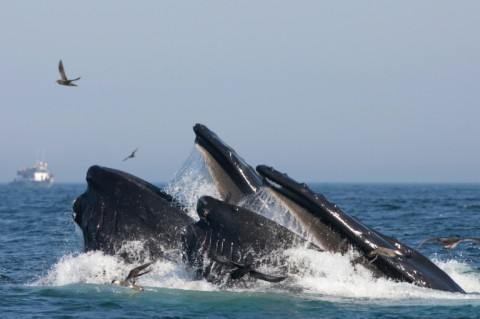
xmin=32 ymin=249 xmax=216 ymax=292
xmin=164 ymin=148 xmax=220 ymax=219
xmin=243 ymin=188 xmax=309 ymax=238
xmin=35 ymin=244 xmax=480 ymax=299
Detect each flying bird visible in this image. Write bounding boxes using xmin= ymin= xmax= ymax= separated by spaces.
xmin=415 ymin=236 xmax=480 ymax=250
xmin=111 ymin=261 xmax=153 ymax=291
xmin=123 ymin=147 xmax=139 ymax=161
xmin=56 ymin=60 xmax=81 ymax=86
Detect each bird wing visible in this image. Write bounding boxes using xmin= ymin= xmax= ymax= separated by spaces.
xmin=132 ymin=147 xmax=139 ymax=156
xmin=58 ymin=60 xmax=68 ymax=80
xmin=415 ymin=237 xmax=439 ymax=249
xmin=460 ymin=237 xmax=480 ymax=244
xmin=125 ymin=261 xmax=154 ymax=280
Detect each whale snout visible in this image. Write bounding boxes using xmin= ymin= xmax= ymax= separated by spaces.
xmin=72 ymin=195 xmax=86 ymax=225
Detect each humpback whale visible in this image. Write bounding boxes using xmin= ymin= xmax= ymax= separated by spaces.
xmin=183 ymin=195 xmax=319 ymax=285
xmin=192 ymin=123 xmax=464 ymax=293
xmin=72 ymin=165 xmax=193 ymax=261
xmin=256 ymin=165 xmax=465 ymax=293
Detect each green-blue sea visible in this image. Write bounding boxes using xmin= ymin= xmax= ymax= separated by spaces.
xmin=1 ymin=181 xmax=480 ymax=318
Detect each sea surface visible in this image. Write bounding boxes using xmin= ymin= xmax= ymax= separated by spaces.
xmin=1 ymin=177 xmax=480 ymax=318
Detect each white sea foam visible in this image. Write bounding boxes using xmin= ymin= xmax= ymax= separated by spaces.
xmin=434 ymin=259 xmax=480 ymax=294
xmin=283 ymin=247 xmax=480 ymax=300
xmin=33 ymin=251 xmax=122 ymax=286
xmin=34 ymin=245 xmax=480 ymax=300
xmin=33 ymin=249 xmax=217 ymax=292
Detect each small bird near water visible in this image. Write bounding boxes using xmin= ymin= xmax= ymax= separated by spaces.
xmin=111 ymin=261 xmax=154 ymax=291
xmin=56 ymin=60 xmax=81 ymax=86
xmin=368 ymin=247 xmax=404 ymax=263
xmin=123 ymin=147 xmax=139 ymax=161
xmin=415 ymin=236 xmax=480 ymax=250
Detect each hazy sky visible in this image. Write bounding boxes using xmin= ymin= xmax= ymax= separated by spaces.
xmin=1 ymin=1 xmax=479 ymax=183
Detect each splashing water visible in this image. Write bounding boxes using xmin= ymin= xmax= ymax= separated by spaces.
xmin=164 ymin=148 xmax=220 ymax=219
xmin=243 ymin=188 xmax=309 ymax=238
xmin=32 ymin=250 xmax=216 ymax=291
xmin=34 ymin=244 xmax=480 ymax=300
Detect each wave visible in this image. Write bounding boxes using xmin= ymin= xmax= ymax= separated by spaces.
xmin=32 ymin=245 xmax=480 ymax=301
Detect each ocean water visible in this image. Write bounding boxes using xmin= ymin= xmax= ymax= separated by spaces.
xmin=1 ymin=177 xmax=480 ymax=318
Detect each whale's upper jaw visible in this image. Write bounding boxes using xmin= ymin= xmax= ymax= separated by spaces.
xmin=193 ymin=123 xmax=263 ymax=204
xmin=84 ymin=165 xmax=171 ymax=199
xmin=71 ymin=165 xmax=193 ymax=260
xmin=72 ymin=164 xmax=173 ymax=231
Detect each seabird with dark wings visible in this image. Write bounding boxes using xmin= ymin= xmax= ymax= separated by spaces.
xmin=415 ymin=236 xmax=480 ymax=250
xmin=123 ymin=147 xmax=139 ymax=161
xmin=111 ymin=261 xmax=153 ymax=291
xmin=56 ymin=60 xmax=81 ymax=86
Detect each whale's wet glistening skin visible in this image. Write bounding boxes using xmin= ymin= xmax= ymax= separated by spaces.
xmin=72 ymin=165 xmax=193 ymax=261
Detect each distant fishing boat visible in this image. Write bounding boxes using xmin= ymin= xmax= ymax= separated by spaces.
xmin=10 ymin=160 xmax=54 ymax=188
